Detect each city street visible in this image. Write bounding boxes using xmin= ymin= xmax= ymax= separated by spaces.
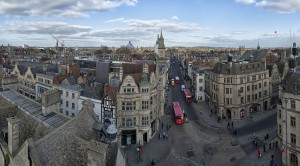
xmin=156 ymin=58 xmax=281 ymax=166
xmin=157 ymin=59 xmax=246 ymax=166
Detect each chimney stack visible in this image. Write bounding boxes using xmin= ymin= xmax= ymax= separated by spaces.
xmin=7 ymin=117 xmax=20 ymax=155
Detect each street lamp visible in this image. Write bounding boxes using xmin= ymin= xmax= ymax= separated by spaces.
xmin=284 ymin=98 xmax=288 ymax=166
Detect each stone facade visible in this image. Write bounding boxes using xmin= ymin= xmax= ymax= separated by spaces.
xmin=205 ymin=57 xmax=271 ymax=120
xmin=41 ymin=89 xmax=61 ymax=116
xmin=117 ymin=64 xmax=160 ymax=146
xmin=12 ymin=66 xmax=37 ymax=100
xmin=278 ymin=61 xmax=300 ymax=165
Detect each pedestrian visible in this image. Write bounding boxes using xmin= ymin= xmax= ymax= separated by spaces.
xmin=271 ymin=153 xmax=275 ymax=160
xmin=163 ymin=131 xmax=166 ymax=139
xmin=215 ymin=110 xmax=217 ymax=115
xmin=161 ymin=122 xmax=164 ymax=129
xmin=263 ymin=145 xmax=266 ymax=152
xmin=211 ymin=109 xmax=213 ymax=115
xmin=169 ymin=124 xmax=171 ymax=130
xmin=275 ymin=141 xmax=278 ymax=148
xmin=166 ymin=133 xmax=169 ymax=140
xmin=235 ymin=129 xmax=237 ymax=136
xmin=231 ymin=122 xmax=233 ymax=128
xmin=151 ymin=159 xmax=155 ymax=166
xmin=255 ymin=141 xmax=258 ymax=148
xmin=269 ymin=143 xmax=272 ymax=149
xmin=167 ymin=125 xmax=169 ymax=131
xmin=227 ymin=122 xmax=230 ymax=128
xmin=258 ymin=149 xmax=261 ymax=159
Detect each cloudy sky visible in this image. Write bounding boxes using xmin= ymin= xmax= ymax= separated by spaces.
xmin=0 ymin=0 xmax=300 ymax=48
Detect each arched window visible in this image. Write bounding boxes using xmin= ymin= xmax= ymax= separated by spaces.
xmin=126 ymin=118 xmax=133 ymax=127
xmin=290 ymin=153 xmax=298 ymax=166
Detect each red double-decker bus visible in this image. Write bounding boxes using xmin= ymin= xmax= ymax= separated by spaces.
xmin=183 ymin=89 xmax=192 ymax=103
xmin=172 ymin=102 xmax=184 ymax=124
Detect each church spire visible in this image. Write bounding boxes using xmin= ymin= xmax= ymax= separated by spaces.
xmin=160 ymin=29 xmax=163 ymax=39
xmin=257 ymin=38 xmax=260 ymax=50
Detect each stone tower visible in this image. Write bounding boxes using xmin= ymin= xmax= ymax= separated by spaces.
xmin=7 ymin=117 xmax=20 ymax=155
xmin=157 ymin=30 xmax=165 ymax=59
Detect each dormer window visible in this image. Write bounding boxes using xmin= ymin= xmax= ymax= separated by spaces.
xmin=142 ymin=88 xmax=149 ymax=93
xmin=294 ymin=84 xmax=300 ymax=92
xmin=123 ymin=84 xmax=134 ymax=93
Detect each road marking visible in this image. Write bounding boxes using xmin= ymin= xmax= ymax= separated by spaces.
xmin=170 ymin=148 xmax=201 ymax=166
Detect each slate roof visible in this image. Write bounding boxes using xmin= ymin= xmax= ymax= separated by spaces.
xmin=29 ymin=100 xmax=106 ymax=166
xmin=239 ymin=49 xmax=269 ymax=62
xmin=281 ymin=69 xmax=300 ymax=94
xmin=266 ymin=61 xmax=286 ymax=76
xmin=211 ymin=61 xmax=265 ymax=75
xmin=122 ymin=62 xmax=156 ymax=85
xmin=81 ymin=83 xmax=104 ymax=99
xmin=0 ymin=90 xmax=69 ymax=129
xmin=64 ymin=76 xmax=77 ymax=85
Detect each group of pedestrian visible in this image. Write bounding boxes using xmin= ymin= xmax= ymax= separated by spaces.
xmin=227 ymin=121 xmax=234 ymax=129
xmin=159 ymin=122 xmax=171 ymax=140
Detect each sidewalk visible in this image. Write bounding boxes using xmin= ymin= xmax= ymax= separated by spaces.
xmin=125 ymin=115 xmax=173 ymax=166
xmin=124 ymin=82 xmax=174 ymax=166
xmin=192 ymin=101 xmax=277 ymax=129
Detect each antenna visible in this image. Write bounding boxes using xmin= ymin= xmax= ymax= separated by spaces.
xmin=290 ymin=29 xmax=292 ymax=49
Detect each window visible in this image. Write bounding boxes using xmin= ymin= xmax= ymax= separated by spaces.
xmin=122 ymin=118 xmax=125 ymax=126
xmin=240 ymin=77 xmax=244 ymax=83
xmin=247 ymin=86 xmax=250 ymax=92
xmin=66 ymin=111 xmax=69 ymax=116
xmin=240 ymin=97 xmax=244 ymax=104
xmin=150 ymin=111 xmax=153 ymax=120
xmin=259 ymin=74 xmax=262 ymax=80
xmin=142 ymin=116 xmax=149 ymax=125
xmin=252 ymin=75 xmax=256 ymax=81
xmin=278 ymin=124 xmax=282 ymax=136
xmin=291 ymin=100 xmax=296 ymax=109
xmin=150 ymin=96 xmax=153 ymax=105
xmin=124 ymin=84 xmax=134 ymax=93
xmin=38 ymin=77 xmax=43 ymax=82
xmin=27 ymin=75 xmax=32 ymax=79
xmin=122 ymin=101 xmax=136 ymax=111
xmin=259 ymin=92 xmax=261 ymax=98
xmin=264 ymin=90 xmax=267 ymax=96
xmin=226 ymin=88 xmax=231 ymax=94
xmin=291 ymin=133 xmax=296 ymax=145
xmin=239 ymin=87 xmax=244 ymax=93
xmin=66 ymin=101 xmax=69 ymax=107
xmin=264 ymin=82 xmax=267 ymax=87
xmin=72 ymin=103 xmax=75 ymax=110
xmin=247 ymin=95 xmax=250 ymax=102
xmin=142 ymin=100 xmax=149 ymax=110
xmin=227 ymin=78 xmax=230 ymax=83
xmin=72 ymin=93 xmax=75 ymax=99
xmin=66 ymin=91 xmax=69 ymax=97
xmin=291 ymin=116 xmax=296 ymax=127
xmin=255 ymin=94 xmax=257 ymax=100
xmin=126 ymin=118 xmax=133 ymax=127
xmin=259 ymin=83 xmax=261 ymax=89
xmin=199 ymin=87 xmax=203 ymax=91
xmin=199 ymin=79 xmax=203 ymax=83
xmin=279 ymin=109 xmax=281 ymax=119
xmin=247 ymin=76 xmax=250 ymax=82
xmin=142 ymin=88 xmax=149 ymax=93
xmin=71 ymin=113 xmax=75 ymax=117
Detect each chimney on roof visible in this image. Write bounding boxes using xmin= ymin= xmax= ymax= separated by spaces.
xmin=43 ymin=64 xmax=48 ymax=72
xmin=7 ymin=117 xmax=20 ymax=155
xmin=119 ymin=66 xmax=123 ymax=82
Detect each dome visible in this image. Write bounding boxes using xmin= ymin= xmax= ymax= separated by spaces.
xmin=106 ymin=123 xmax=117 ymax=134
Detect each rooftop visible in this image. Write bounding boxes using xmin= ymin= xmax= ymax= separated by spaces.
xmin=0 ymin=90 xmax=69 ymax=128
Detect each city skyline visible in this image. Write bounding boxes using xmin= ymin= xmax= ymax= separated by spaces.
xmin=0 ymin=0 xmax=300 ymax=48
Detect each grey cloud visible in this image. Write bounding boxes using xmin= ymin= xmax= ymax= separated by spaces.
xmin=0 ymin=0 xmax=137 ymax=17
xmin=237 ymin=0 xmax=300 ymax=13
xmin=1 ymin=21 xmax=93 ymax=35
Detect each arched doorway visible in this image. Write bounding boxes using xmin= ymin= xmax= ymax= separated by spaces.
xmin=226 ymin=109 xmax=231 ymax=119
xmin=290 ymin=153 xmax=298 ymax=166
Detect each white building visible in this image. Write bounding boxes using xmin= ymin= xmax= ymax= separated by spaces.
xmin=54 ymin=84 xmax=82 ymax=117
xmin=194 ymin=70 xmax=205 ymax=101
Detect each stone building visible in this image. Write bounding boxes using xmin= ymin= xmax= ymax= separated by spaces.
xmin=116 ymin=62 xmax=163 ymax=146
xmin=205 ymin=54 xmax=271 ymax=120
xmin=278 ymin=42 xmax=300 ymax=166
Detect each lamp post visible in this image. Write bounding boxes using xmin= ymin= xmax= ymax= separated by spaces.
xmin=284 ymin=98 xmax=288 ymax=166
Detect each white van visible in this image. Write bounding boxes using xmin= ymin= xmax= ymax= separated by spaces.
xmin=181 ymin=84 xmax=185 ymax=91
